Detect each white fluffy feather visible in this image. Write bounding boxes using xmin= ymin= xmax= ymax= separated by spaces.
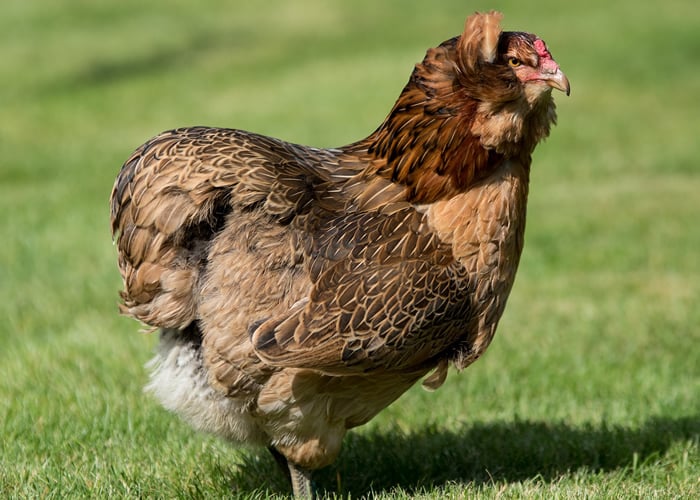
xmin=145 ymin=329 xmax=267 ymax=445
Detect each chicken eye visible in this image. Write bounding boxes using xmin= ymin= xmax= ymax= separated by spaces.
xmin=508 ymin=57 xmax=522 ymax=68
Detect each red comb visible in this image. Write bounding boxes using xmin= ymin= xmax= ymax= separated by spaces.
xmin=534 ymin=38 xmax=559 ymax=72
xmin=534 ymin=39 xmax=550 ymax=58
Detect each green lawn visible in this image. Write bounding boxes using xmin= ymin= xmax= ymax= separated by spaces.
xmin=1 ymin=0 xmax=698 ymax=498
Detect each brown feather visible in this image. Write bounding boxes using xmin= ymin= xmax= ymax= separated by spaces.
xmin=110 ymin=10 xmax=566 ymax=479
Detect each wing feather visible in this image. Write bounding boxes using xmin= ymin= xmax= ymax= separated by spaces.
xmin=251 ymin=206 xmax=475 ymax=375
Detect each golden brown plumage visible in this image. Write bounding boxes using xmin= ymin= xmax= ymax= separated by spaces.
xmin=110 ymin=11 xmax=568 ymax=497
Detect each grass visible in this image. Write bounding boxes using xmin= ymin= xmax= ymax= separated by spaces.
xmin=1 ymin=0 xmax=698 ymax=497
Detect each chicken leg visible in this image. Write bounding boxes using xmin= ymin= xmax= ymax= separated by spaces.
xmin=268 ymin=447 xmax=316 ymax=498
xmin=288 ymin=462 xmax=315 ymax=499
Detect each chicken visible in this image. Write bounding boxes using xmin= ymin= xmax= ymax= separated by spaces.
xmin=110 ymin=11 xmax=568 ymax=497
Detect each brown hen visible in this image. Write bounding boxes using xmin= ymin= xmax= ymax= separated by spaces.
xmin=110 ymin=11 xmax=568 ymax=497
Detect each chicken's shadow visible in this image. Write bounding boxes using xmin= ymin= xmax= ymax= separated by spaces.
xmin=233 ymin=415 xmax=698 ymax=497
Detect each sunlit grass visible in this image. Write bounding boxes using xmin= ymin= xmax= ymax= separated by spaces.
xmin=1 ymin=0 xmax=698 ymax=497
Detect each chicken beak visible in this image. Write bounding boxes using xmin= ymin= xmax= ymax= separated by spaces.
xmin=545 ymin=68 xmax=570 ymax=96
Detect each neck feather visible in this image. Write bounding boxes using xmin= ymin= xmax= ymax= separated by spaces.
xmin=344 ymin=38 xmax=556 ymax=204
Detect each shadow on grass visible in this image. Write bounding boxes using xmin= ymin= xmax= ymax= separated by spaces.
xmin=229 ymin=415 xmax=699 ymax=497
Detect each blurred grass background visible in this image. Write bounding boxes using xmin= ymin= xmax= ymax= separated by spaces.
xmin=1 ymin=0 xmax=698 ymax=497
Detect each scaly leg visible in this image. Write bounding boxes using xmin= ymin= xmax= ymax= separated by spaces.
xmin=287 ymin=461 xmax=315 ymax=499
xmin=268 ymin=447 xmax=315 ymax=498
